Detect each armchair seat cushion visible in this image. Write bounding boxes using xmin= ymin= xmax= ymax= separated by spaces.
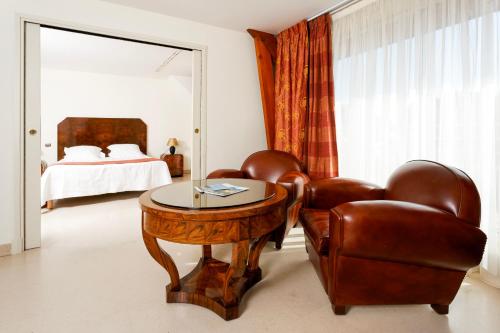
xmin=300 ymin=208 xmax=330 ymax=255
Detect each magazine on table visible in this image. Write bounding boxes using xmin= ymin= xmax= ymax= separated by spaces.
xmin=194 ymin=183 xmax=248 ymax=197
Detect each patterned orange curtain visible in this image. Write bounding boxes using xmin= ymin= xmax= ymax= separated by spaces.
xmin=274 ymin=21 xmax=309 ymax=162
xmin=306 ymin=14 xmax=338 ymax=179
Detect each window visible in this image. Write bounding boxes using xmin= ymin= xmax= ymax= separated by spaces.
xmin=333 ymin=0 xmax=500 ymax=285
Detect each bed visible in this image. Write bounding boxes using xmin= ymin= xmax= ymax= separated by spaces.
xmin=41 ymin=117 xmax=172 ymax=207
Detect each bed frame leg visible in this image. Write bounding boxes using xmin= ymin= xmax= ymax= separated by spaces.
xmin=47 ymin=200 xmax=54 ymax=210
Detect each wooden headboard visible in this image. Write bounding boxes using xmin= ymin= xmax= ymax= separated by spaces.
xmin=57 ymin=117 xmax=147 ymax=160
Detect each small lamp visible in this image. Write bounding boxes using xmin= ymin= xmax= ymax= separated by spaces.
xmin=167 ymin=138 xmax=178 ymax=155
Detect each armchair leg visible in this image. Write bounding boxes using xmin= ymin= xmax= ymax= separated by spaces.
xmin=332 ymin=304 xmax=347 ymax=315
xmin=272 ymin=224 xmax=286 ymax=250
xmin=431 ymin=304 xmax=449 ymax=315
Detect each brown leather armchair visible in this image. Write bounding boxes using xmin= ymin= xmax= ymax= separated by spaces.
xmin=207 ymin=150 xmax=310 ymax=249
xmin=300 ymin=160 xmax=487 ymax=315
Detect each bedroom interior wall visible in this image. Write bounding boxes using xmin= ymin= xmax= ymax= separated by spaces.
xmin=41 ymin=69 xmax=193 ymax=168
xmin=0 ymin=0 xmax=266 ymax=252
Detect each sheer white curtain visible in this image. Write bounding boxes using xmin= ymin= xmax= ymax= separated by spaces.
xmin=332 ymin=0 xmax=500 ymax=286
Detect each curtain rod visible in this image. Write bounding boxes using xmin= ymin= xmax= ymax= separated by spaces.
xmin=307 ymin=0 xmax=364 ymax=21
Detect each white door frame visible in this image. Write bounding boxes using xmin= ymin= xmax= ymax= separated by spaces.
xmin=23 ymin=22 xmax=42 ymax=250
xmin=18 ymin=16 xmax=208 ymax=253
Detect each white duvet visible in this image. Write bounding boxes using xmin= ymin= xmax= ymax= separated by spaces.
xmin=40 ymin=157 xmax=172 ymax=206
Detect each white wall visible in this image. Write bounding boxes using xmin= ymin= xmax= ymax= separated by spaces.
xmin=0 ymin=0 xmax=267 ymax=252
xmin=41 ymin=69 xmax=193 ymax=168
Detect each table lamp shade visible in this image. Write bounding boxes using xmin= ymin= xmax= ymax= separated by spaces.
xmin=167 ymin=138 xmax=178 ymax=155
xmin=167 ymin=138 xmax=178 ymax=147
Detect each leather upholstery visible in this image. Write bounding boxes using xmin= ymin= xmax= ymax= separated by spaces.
xmin=300 ymin=178 xmax=385 ymax=255
xmin=278 ymin=171 xmax=310 ymax=207
xmin=240 ymin=150 xmax=303 ymax=183
xmin=301 ymin=209 xmax=329 ymax=255
xmin=385 ymin=160 xmax=481 ymax=226
xmin=208 ymin=150 xmax=309 ymax=248
xmin=305 ymin=236 xmax=329 ymax=291
xmin=206 ymin=169 xmax=246 ymax=179
xmin=331 ymin=201 xmax=486 ymax=271
xmin=304 ymin=178 xmax=385 ymax=210
xmin=331 ymin=256 xmax=466 ymax=306
xmin=299 ymin=160 xmax=487 ymax=314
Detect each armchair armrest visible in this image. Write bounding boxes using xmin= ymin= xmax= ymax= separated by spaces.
xmin=277 ymin=171 xmax=310 ymax=206
xmin=206 ymin=169 xmax=246 ymax=179
xmin=330 ymin=201 xmax=487 ymax=271
xmin=304 ymin=178 xmax=384 ymax=210
xmin=273 ymin=171 xmax=311 ymax=247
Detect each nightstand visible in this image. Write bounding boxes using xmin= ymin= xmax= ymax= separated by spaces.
xmin=161 ymin=153 xmax=183 ymax=177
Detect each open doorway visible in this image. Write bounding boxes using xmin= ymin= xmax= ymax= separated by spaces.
xmin=23 ymin=23 xmax=205 ymax=250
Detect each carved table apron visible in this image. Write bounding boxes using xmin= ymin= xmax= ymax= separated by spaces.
xmin=139 ymin=183 xmax=287 ymax=320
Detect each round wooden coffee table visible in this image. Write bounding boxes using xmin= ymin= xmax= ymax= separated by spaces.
xmin=139 ymin=178 xmax=287 ymax=320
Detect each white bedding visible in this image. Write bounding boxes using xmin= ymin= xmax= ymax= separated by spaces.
xmin=40 ymin=157 xmax=172 ymax=206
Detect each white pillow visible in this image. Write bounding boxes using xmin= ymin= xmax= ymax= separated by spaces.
xmin=64 ymin=145 xmax=102 ymax=155
xmin=63 ymin=145 xmax=103 ymax=162
xmin=107 ymin=144 xmax=142 ymax=154
xmin=107 ymin=144 xmax=146 ymax=159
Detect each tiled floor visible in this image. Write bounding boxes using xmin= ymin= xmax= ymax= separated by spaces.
xmin=0 ymin=191 xmax=499 ymax=333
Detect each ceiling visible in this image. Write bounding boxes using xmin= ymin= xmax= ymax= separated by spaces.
xmin=101 ymin=0 xmax=342 ymax=34
xmin=41 ymin=27 xmax=192 ymax=78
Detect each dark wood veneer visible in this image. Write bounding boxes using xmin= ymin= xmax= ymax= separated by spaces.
xmin=160 ymin=154 xmax=183 ymax=177
xmin=57 ymin=117 xmax=147 ymax=160
xmin=140 ymin=182 xmax=288 ymax=320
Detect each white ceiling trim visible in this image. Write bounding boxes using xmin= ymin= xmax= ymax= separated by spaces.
xmin=41 ymin=27 xmax=192 ymax=78
xmin=101 ymin=0 xmax=343 ymax=34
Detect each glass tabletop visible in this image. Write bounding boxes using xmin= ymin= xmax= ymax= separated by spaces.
xmin=150 ymin=178 xmax=276 ymax=209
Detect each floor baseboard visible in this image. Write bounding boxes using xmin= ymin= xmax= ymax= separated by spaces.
xmin=0 ymin=243 xmax=11 ymax=257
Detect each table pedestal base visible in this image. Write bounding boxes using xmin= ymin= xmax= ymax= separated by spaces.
xmin=143 ymin=226 xmax=271 ymax=321
xmin=166 ymin=258 xmax=262 ymax=320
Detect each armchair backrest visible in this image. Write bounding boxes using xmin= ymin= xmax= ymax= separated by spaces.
xmin=240 ymin=150 xmax=303 ymax=184
xmin=385 ymin=160 xmax=481 ymax=226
